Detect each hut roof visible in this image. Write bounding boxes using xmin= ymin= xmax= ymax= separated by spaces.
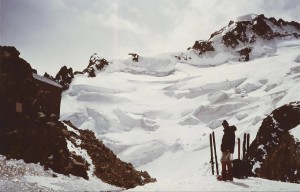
xmin=32 ymin=73 xmax=63 ymax=88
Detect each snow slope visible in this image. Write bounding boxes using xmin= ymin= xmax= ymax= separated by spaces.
xmin=59 ymin=39 xmax=300 ymax=191
xmin=0 ymin=155 xmax=118 ymax=191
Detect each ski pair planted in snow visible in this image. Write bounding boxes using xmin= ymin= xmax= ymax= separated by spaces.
xmin=209 ymin=132 xmax=250 ymax=175
xmin=238 ymin=133 xmax=250 ymax=161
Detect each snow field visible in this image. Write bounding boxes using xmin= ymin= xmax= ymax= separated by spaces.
xmin=59 ymin=40 xmax=300 ymax=190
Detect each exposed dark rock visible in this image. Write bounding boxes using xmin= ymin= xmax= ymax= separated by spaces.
xmin=0 ymin=46 xmax=32 ymax=81
xmin=54 ymin=66 xmax=74 ymax=90
xmin=222 ymin=21 xmax=251 ymax=48
xmin=237 ymin=47 xmax=252 ymax=61
xmin=84 ymin=53 xmax=109 ymax=77
xmin=83 ymin=67 xmax=96 ymax=77
xmin=247 ymin=101 xmax=300 ymax=183
xmin=0 ymin=86 xmax=89 ymax=179
xmin=128 ymin=53 xmax=139 ymax=62
xmin=189 ymin=14 xmax=300 ymax=61
xmin=73 ymin=71 xmax=85 ymax=75
xmin=290 ymin=21 xmax=300 ymax=30
xmin=175 ymin=53 xmax=191 ymax=61
xmin=72 ymin=53 xmax=110 ymax=78
xmin=44 ymin=53 xmax=109 ymax=90
xmin=64 ymin=121 xmax=156 ymax=189
xmin=261 ymin=133 xmax=300 ymax=183
xmin=190 ymin=40 xmax=215 ymax=55
xmin=0 ymin=46 xmax=20 ymax=59
xmin=251 ymin=14 xmax=274 ymax=40
xmin=44 ymin=66 xmax=74 ymax=90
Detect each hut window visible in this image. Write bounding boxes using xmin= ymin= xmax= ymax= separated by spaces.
xmin=16 ymin=102 xmax=22 ymax=113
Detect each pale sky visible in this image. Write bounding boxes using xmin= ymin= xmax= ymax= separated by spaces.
xmin=1 ymin=0 xmax=299 ymax=75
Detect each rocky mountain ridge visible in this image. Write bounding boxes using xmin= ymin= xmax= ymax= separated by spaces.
xmin=43 ymin=53 xmax=109 ymax=90
xmin=48 ymin=14 xmax=300 ymax=90
xmin=119 ymin=15 xmax=299 ymax=72
xmin=183 ymin=14 xmax=300 ymax=62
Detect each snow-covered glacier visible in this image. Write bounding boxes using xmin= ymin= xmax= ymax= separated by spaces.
xmin=60 ymin=40 xmax=300 ymax=191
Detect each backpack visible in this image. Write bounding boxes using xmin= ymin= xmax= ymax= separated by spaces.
xmin=232 ymin=159 xmax=251 ymax=179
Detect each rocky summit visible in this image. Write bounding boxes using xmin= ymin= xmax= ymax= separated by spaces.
xmin=187 ymin=14 xmax=300 ymax=62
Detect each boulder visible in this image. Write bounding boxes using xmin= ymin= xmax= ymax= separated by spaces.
xmin=247 ymin=101 xmax=300 ymax=183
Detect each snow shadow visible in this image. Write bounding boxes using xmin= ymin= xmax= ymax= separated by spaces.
xmin=229 ymin=181 xmax=250 ymax=188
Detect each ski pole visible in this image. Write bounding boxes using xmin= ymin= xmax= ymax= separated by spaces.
xmin=209 ymin=133 xmax=214 ymax=175
xmin=238 ymin=138 xmax=240 ymax=160
xmin=243 ymin=133 xmax=246 ymax=162
xmin=212 ymin=131 xmax=219 ymax=175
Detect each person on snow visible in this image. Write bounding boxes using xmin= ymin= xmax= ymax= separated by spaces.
xmin=220 ymin=120 xmax=236 ymax=181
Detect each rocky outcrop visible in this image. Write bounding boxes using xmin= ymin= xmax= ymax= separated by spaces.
xmin=236 ymin=46 xmax=252 ymax=61
xmin=188 ymin=14 xmax=300 ymax=61
xmin=247 ymin=101 xmax=300 ymax=183
xmin=0 ymin=115 xmax=89 ymax=179
xmin=82 ymin=53 xmax=109 ymax=77
xmin=43 ymin=53 xmax=109 ymax=90
xmin=174 ymin=53 xmax=192 ymax=61
xmin=64 ymin=121 xmax=156 ymax=189
xmin=44 ymin=66 xmax=74 ymax=90
xmin=128 ymin=53 xmax=139 ymax=62
xmin=222 ymin=21 xmax=250 ymax=48
xmin=0 ymin=46 xmax=33 ymax=80
xmin=188 ymin=40 xmax=214 ymax=55
xmin=261 ymin=133 xmax=300 ymax=183
xmin=0 ymin=113 xmax=156 ymax=188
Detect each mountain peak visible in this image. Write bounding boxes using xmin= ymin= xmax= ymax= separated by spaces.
xmin=208 ymin=14 xmax=300 ymax=43
xmin=187 ymin=14 xmax=300 ymax=63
